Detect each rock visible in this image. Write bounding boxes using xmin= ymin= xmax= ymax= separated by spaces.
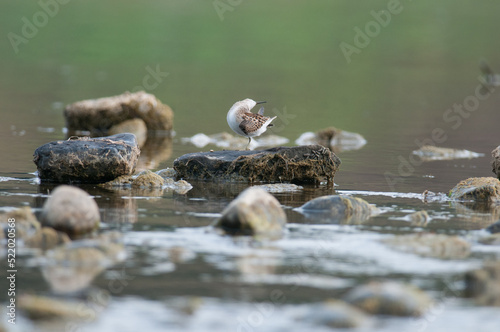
xmin=156 ymin=168 xmax=177 ymax=179
xmin=478 ymin=233 xmax=500 ymax=245
xmin=133 ymin=170 xmax=165 ymax=188
xmin=382 ymin=233 xmax=470 ymax=259
xmin=413 ymin=145 xmax=483 ymax=161
xmin=449 ymin=177 xmax=500 ymax=203
xmin=406 ymin=210 xmax=430 ymax=227
xmin=344 ymin=281 xmax=433 ymax=317
xmin=492 ymin=146 xmax=500 ymax=180
xmin=24 ymin=227 xmax=71 ymax=251
xmin=295 ymin=127 xmax=366 ymax=152
xmin=252 ymin=183 xmax=303 ymax=193
xmin=64 ymin=91 xmax=173 ymax=136
xmin=42 ymin=232 xmax=124 ymax=294
xmin=294 ymin=195 xmax=378 ymax=224
xmin=183 ymin=132 xmax=289 ymax=150
xmin=174 ymin=145 xmax=341 ymax=184
xmin=485 ymin=220 xmax=500 ymax=233
xmin=108 ymin=118 xmax=147 ymax=147
xmin=305 ymin=300 xmax=371 ymax=329
xmin=0 ymin=207 xmax=40 ymax=240
xmin=215 ymin=187 xmax=286 ymax=237
xmin=33 ymin=133 xmax=140 ymax=183
xmin=465 ymin=261 xmax=500 ymax=306
xmin=101 ymin=170 xmax=192 ymax=194
xmin=18 ymin=290 xmax=108 ymax=320
xmin=39 ymin=185 xmax=100 ymax=236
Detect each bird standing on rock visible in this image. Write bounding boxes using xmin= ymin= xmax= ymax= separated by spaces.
xmin=226 ymin=98 xmax=277 ymax=150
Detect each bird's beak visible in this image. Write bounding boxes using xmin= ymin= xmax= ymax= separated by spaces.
xmin=256 ymin=101 xmax=267 ymax=105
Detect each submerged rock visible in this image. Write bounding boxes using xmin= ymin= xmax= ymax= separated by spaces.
xmin=405 ymin=210 xmax=430 ymax=227
xmin=449 ymin=177 xmax=500 ymax=204
xmin=0 ymin=206 xmax=40 ymax=240
xmin=133 ymin=170 xmax=165 ymax=188
xmin=215 ymin=187 xmax=286 ymax=237
xmin=108 ymin=118 xmax=147 ymax=147
xmin=24 ymin=227 xmax=71 ymax=251
xmin=344 ymin=281 xmax=433 ymax=317
xmin=413 ymin=145 xmax=483 ymax=161
xmin=42 ymin=232 xmax=124 ymax=294
xmin=465 ymin=261 xmax=500 ymax=306
xmin=156 ymin=168 xmax=177 ymax=179
xmin=64 ymin=91 xmax=173 ymax=136
xmin=33 ymin=133 xmax=140 ymax=183
xmin=253 ymin=183 xmax=303 ymax=193
xmin=382 ymin=233 xmax=470 ymax=259
xmin=101 ymin=170 xmax=192 ymax=194
xmin=485 ymin=220 xmax=500 ymax=234
xmin=18 ymin=290 xmax=108 ymax=320
xmin=294 ymin=195 xmax=378 ymax=224
xmin=183 ymin=132 xmax=289 ymax=150
xmin=306 ymin=300 xmax=371 ymax=329
xmin=39 ymin=185 xmax=100 ymax=236
xmin=174 ymin=145 xmax=341 ymax=184
xmin=295 ymin=127 xmax=366 ymax=152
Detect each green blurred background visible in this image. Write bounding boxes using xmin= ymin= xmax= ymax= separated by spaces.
xmin=1 ymin=0 xmax=500 ymax=190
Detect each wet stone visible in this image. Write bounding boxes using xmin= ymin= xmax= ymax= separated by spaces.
xmin=0 ymin=207 xmax=40 ymax=240
xmin=33 ymin=133 xmax=140 ymax=184
xmin=156 ymin=168 xmax=177 ymax=179
xmin=133 ymin=170 xmax=165 ymax=188
xmin=295 ymin=126 xmax=366 ymax=152
xmin=39 ymin=185 xmax=100 ymax=236
xmin=413 ymin=145 xmax=483 ymax=161
xmin=491 ymin=145 xmax=500 ymax=180
xmin=406 ymin=210 xmax=430 ymax=227
xmin=252 ymin=183 xmax=303 ymax=193
xmin=305 ymin=300 xmax=371 ymax=329
xmin=382 ymin=233 xmax=470 ymax=259
xmin=24 ymin=227 xmax=71 ymax=251
xmin=485 ymin=220 xmax=500 ymax=234
xmin=215 ymin=187 xmax=286 ymax=237
xmin=465 ymin=261 xmax=500 ymax=306
xmin=174 ymin=145 xmax=341 ymax=184
xmin=344 ymin=281 xmax=433 ymax=317
xmin=64 ymin=91 xmax=173 ymax=136
xmin=449 ymin=177 xmax=500 ymax=204
xmin=294 ymin=195 xmax=377 ymax=224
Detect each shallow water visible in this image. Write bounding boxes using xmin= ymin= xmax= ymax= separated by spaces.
xmin=2 ymin=1 xmax=500 ymax=331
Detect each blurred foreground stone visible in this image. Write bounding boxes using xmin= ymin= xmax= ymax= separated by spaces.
xmin=34 ymin=134 xmax=139 ymax=183
xmin=174 ymin=145 xmax=340 ymax=184
xmin=39 ymin=185 xmax=100 ymax=236
xmin=382 ymin=233 xmax=470 ymax=259
xmin=465 ymin=261 xmax=500 ymax=306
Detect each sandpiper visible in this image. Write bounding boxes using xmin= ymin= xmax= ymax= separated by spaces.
xmin=226 ymin=98 xmax=277 ymax=149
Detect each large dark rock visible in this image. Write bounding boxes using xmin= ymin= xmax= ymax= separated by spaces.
xmin=173 ymin=145 xmax=341 ymax=184
xmin=33 ymin=133 xmax=140 ymax=183
xmin=64 ymin=91 xmax=173 ymax=136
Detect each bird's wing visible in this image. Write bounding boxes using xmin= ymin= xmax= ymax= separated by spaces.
xmin=258 ymin=106 xmax=265 ymax=115
xmin=239 ymin=112 xmax=271 ymax=134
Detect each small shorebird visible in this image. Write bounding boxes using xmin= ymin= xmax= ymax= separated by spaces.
xmin=226 ymin=98 xmax=277 ymax=149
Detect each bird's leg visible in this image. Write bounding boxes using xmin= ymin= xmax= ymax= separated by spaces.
xmin=245 ymin=137 xmax=251 ymax=150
